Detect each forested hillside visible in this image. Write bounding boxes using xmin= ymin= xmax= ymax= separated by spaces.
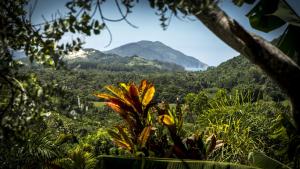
xmin=11 ymin=54 xmax=290 ymax=168
xmin=2 ymin=0 xmax=299 ymax=168
xmin=26 ymin=55 xmax=284 ymax=104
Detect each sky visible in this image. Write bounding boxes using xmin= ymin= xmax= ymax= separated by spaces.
xmin=30 ymin=0 xmax=300 ymax=66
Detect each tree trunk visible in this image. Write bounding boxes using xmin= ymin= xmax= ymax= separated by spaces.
xmin=194 ymin=4 xmax=300 ymax=131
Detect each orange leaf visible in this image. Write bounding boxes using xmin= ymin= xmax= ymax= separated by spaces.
xmin=129 ymin=84 xmax=143 ymax=113
xmin=106 ymin=102 xmax=123 ymax=114
xmin=139 ymin=79 xmax=147 ymax=94
xmin=129 ymin=84 xmax=140 ymax=99
xmin=95 ymin=93 xmax=117 ymax=100
xmin=114 ymin=140 xmax=132 ymax=151
xmin=138 ymin=126 xmax=152 ymax=148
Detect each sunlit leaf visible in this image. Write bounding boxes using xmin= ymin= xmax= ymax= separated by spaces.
xmin=139 ymin=79 xmax=147 ymax=94
xmin=114 ymin=140 xmax=132 ymax=151
xmin=94 ymin=93 xmax=117 ymax=100
xmin=119 ymin=82 xmax=130 ymax=92
xmin=106 ymin=102 xmax=124 ymax=114
xmin=215 ymin=140 xmax=225 ymax=149
xmin=105 ymin=85 xmax=125 ymax=99
xmin=142 ymin=85 xmax=155 ymax=106
xmin=104 ymin=85 xmax=133 ymax=107
xmin=158 ymin=115 xmax=175 ymax=126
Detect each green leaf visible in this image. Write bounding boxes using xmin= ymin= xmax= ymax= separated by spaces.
xmin=248 ymin=151 xmax=291 ymax=169
xmin=271 ymin=0 xmax=300 ymax=27
xmin=246 ymin=0 xmax=285 ymax=32
xmin=277 ymin=25 xmax=300 ymax=65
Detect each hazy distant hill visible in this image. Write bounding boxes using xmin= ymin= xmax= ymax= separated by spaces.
xmin=104 ymin=40 xmax=208 ymax=70
xmin=64 ymin=48 xmax=185 ymax=72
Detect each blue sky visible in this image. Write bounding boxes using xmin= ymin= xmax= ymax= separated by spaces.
xmin=31 ymin=0 xmax=300 ymax=66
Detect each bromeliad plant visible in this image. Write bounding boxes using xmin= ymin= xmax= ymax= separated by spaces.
xmin=95 ymin=80 xmax=156 ymax=155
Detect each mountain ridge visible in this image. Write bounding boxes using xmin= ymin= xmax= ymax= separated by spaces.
xmin=104 ymin=40 xmax=208 ymax=70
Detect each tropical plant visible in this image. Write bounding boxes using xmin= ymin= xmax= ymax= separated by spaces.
xmin=156 ymin=102 xmax=224 ymax=160
xmin=53 ymin=147 xmax=97 ymax=169
xmin=194 ymin=89 xmax=286 ymax=164
xmin=96 ymin=80 xmax=223 ymax=159
xmin=0 ymin=133 xmax=61 ymax=169
xmin=82 ymin=128 xmax=116 ymax=156
xmin=95 ymin=80 xmax=156 ymax=156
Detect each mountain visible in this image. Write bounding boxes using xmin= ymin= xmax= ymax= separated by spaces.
xmin=104 ymin=40 xmax=208 ymax=70
xmin=64 ymin=48 xmax=185 ymax=72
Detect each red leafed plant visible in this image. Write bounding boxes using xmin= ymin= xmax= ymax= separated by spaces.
xmin=96 ymin=79 xmax=223 ymax=159
xmin=95 ymin=80 xmax=156 ymax=156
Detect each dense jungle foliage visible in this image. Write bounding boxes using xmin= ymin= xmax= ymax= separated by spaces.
xmin=1 ymin=54 xmax=293 ymax=168
xmin=1 ymin=0 xmax=300 ymax=168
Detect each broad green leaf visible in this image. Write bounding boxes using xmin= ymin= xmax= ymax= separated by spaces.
xmin=248 ymin=151 xmax=291 ymax=169
xmin=277 ymin=25 xmax=300 ymax=65
xmin=246 ymin=0 xmax=285 ymax=32
xmin=271 ymin=0 xmax=300 ymax=27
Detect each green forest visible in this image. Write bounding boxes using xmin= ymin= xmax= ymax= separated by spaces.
xmin=1 ymin=0 xmax=300 ymax=169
